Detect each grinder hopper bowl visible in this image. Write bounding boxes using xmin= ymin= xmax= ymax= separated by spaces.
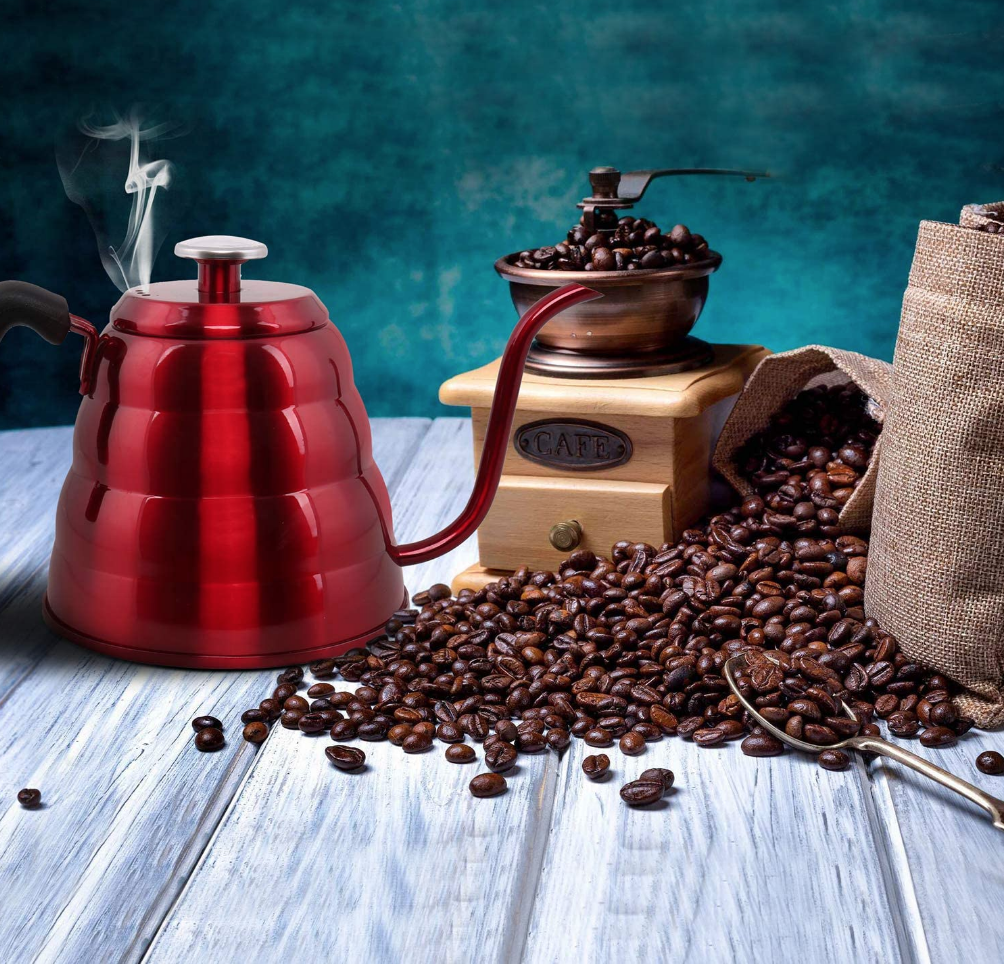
xmin=0 ymin=237 xmax=598 ymax=668
xmin=443 ymin=166 xmax=772 ymax=588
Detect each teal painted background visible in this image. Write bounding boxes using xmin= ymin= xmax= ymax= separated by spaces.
xmin=2 ymin=0 xmax=1004 ymax=428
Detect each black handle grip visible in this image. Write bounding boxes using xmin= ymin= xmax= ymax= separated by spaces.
xmin=0 ymin=280 xmax=71 ymax=346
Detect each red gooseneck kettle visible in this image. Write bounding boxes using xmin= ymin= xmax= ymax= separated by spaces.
xmin=0 ymin=236 xmax=598 ymax=668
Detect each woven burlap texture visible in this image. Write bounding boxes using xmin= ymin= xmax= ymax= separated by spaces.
xmin=867 ymin=208 xmax=1004 ymax=727
xmin=712 ymin=345 xmax=891 ymax=533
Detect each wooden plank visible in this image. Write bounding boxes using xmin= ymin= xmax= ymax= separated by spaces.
xmin=523 ymin=735 xmax=911 ymax=964
xmin=144 ymin=418 xmax=563 ymax=965
xmin=866 ymin=728 xmax=1004 ymax=963
xmin=0 ymin=417 xmax=431 ymax=965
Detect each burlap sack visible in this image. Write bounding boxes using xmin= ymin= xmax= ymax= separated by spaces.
xmin=868 ymin=203 xmax=1004 ymax=728
xmin=713 ymin=346 xmax=892 ymax=532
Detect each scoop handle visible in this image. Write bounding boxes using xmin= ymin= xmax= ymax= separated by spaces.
xmin=849 ymin=734 xmax=1004 ymax=831
xmin=0 ymin=281 xmax=72 ymax=345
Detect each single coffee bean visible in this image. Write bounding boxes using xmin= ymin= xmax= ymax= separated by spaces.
xmin=273 ymin=683 xmax=297 ymax=704
xmin=397 ymin=730 xmax=430 ymax=753
xmin=258 ymin=698 xmax=281 ymax=720
xmin=280 ymin=709 xmax=304 ymax=729
xmin=619 ymin=732 xmax=646 ymax=756
xmin=919 ymin=726 xmax=957 ymax=749
xmin=388 ymin=723 xmax=413 ymax=746
xmin=516 ymin=731 xmax=546 ymax=753
xmin=191 ymin=715 xmax=222 ymax=731
xmin=495 ymin=719 xmax=519 ymax=742
xmin=446 ymin=743 xmax=476 ymax=763
xmin=741 ymin=732 xmax=785 ymax=757
xmin=584 ymin=727 xmax=613 ymax=747
xmin=693 ymin=727 xmax=726 ymax=747
xmin=484 ymin=740 xmax=518 ymax=772
xmin=329 ymin=719 xmax=357 ymax=741
xmin=413 ymin=721 xmax=435 ymax=739
xmin=976 ymin=750 xmax=1004 ymax=775
xmin=17 ymin=788 xmax=41 ymax=808
xmin=325 ymin=745 xmax=366 ymax=771
xmin=582 ymin=754 xmax=611 ymax=779
xmin=357 ymin=720 xmax=390 ymax=741
xmin=886 ymin=711 xmax=920 ymax=738
xmin=194 ymin=727 xmax=225 ymax=751
xmin=283 ymin=694 xmax=309 ymax=713
xmin=437 ymin=722 xmax=464 ymax=743
xmin=242 ymin=721 xmax=268 ymax=743
xmin=619 ymin=779 xmax=664 ymax=807
xmin=240 ymin=709 xmax=267 ymax=724
xmin=276 ymin=666 xmax=304 ymax=685
xmin=307 ymin=683 xmax=336 ymax=699
xmin=469 ymin=772 xmax=507 ymax=798
xmin=817 ymin=749 xmax=851 ymax=771
xmin=639 ymin=767 xmax=675 ymax=791
xmin=297 ymin=712 xmax=328 ymax=735
xmin=546 ymin=728 xmax=571 ymax=752
xmin=310 ymin=658 xmax=337 ymax=679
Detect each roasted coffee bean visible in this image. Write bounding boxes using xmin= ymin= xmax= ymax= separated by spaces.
xmin=388 ymin=723 xmax=413 ymax=745
xmin=495 ymin=719 xmax=519 ymax=743
xmin=277 ymin=666 xmax=304 ymax=685
xmin=192 ymin=715 xmax=222 ymax=731
xmin=446 ymin=743 xmax=476 ymax=763
xmin=976 ymin=750 xmax=1004 ymax=775
xmin=584 ymin=727 xmax=613 ymax=747
xmin=194 ymin=727 xmax=225 ymax=751
xmin=325 ymin=745 xmax=366 ymax=771
xmin=17 ymin=788 xmax=41 ymax=809
xmin=639 ymin=767 xmax=675 ymax=791
xmin=582 ymin=754 xmax=611 ymax=779
xmin=329 ymin=719 xmax=357 ymax=741
xmin=437 ymin=722 xmax=464 ymax=743
xmin=484 ymin=740 xmax=518 ymax=772
xmin=741 ymin=732 xmax=785 ymax=757
xmin=886 ymin=711 xmax=920 ymax=738
xmin=283 ymin=694 xmax=309 ymax=713
xmin=619 ymin=779 xmax=664 ymax=806
xmin=272 ymin=683 xmax=297 ymax=704
xmin=297 ymin=712 xmax=327 ymax=735
xmin=546 ymin=728 xmax=571 ymax=752
xmin=278 ymin=707 xmax=302 ymax=728
xmin=803 ymin=723 xmax=840 ymax=745
xmin=919 ymin=726 xmax=957 ymax=748
xmin=469 ymin=772 xmax=507 ymax=798
xmin=357 ymin=720 xmax=389 ymax=741
xmin=307 ymin=683 xmax=336 ymax=699
xmin=817 ymin=749 xmax=851 ymax=771
xmin=258 ymin=698 xmax=281 ymax=721
xmin=402 ymin=731 xmax=433 ymax=754
xmin=242 ymin=721 xmax=269 ymax=743
xmin=693 ymin=727 xmax=726 ymax=747
xmin=310 ymin=659 xmax=337 ymax=679
xmin=517 ymin=730 xmax=546 ymax=753
xmin=241 ymin=709 xmax=267 ymax=725
xmin=619 ymin=732 xmax=646 ymax=756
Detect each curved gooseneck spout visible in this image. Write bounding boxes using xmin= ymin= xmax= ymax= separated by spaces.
xmin=389 ymin=282 xmax=601 ymax=566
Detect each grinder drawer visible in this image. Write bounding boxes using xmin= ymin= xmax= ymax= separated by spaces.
xmin=477 ymin=475 xmax=673 ymax=572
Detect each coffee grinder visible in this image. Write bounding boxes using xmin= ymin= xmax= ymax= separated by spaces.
xmin=441 ymin=166 xmax=771 ymax=590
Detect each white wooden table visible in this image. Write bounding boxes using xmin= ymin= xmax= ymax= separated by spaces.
xmin=1 ymin=419 xmax=1001 ymax=965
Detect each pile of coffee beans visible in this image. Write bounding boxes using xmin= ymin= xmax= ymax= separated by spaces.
xmin=199 ymin=382 xmax=996 ymax=804
xmin=510 ymin=216 xmax=711 ymax=273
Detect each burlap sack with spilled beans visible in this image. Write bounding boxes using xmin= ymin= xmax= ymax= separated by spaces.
xmin=713 ymin=345 xmax=891 ymax=533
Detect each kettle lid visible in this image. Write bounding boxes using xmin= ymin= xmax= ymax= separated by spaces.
xmin=111 ymin=235 xmax=326 ymax=339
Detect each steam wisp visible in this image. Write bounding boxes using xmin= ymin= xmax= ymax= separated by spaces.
xmin=58 ymin=110 xmax=178 ymax=293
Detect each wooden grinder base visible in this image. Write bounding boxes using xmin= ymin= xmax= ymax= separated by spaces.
xmin=440 ymin=343 xmax=768 ymax=594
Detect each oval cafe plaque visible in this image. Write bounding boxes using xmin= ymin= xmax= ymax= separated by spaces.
xmin=514 ymin=418 xmax=632 ymax=470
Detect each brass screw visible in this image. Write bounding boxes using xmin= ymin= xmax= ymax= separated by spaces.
xmin=549 ymin=520 xmax=583 ymax=552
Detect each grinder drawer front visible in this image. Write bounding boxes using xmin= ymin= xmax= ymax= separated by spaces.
xmin=477 ymin=476 xmax=673 ymax=572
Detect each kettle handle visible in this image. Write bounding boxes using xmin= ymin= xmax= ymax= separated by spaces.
xmin=389 ymin=282 xmax=602 ymax=567
xmin=0 ymin=281 xmax=99 ymax=394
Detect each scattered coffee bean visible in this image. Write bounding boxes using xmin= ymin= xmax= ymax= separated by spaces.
xmin=619 ymin=779 xmax=664 ymax=807
xmin=584 ymin=728 xmax=613 ymax=747
xmin=446 ymin=743 xmax=476 ymax=764
xmin=297 ymin=712 xmax=327 ymax=735
xmin=402 ymin=731 xmax=433 ymax=754
xmin=276 ymin=666 xmax=304 ymax=685
xmin=240 ymin=709 xmax=267 ymax=725
xmin=639 ymin=767 xmax=675 ymax=791
xmin=741 ymin=732 xmax=785 ymax=757
xmin=280 ymin=710 xmax=304 ymax=729
xmin=582 ymin=754 xmax=611 ymax=779
xmin=194 ymin=727 xmax=225 ymax=752
xmin=919 ymin=726 xmax=957 ymax=749
xmin=191 ymin=715 xmax=222 ymax=731
xmin=469 ymin=772 xmax=507 ymax=798
xmin=17 ymin=788 xmax=41 ymax=809
xmin=619 ymin=732 xmax=646 ymax=756
xmin=325 ymin=745 xmax=366 ymax=771
xmin=976 ymin=751 xmax=1004 ymax=775
xmin=546 ymin=728 xmax=571 ymax=752
xmin=484 ymin=740 xmax=518 ymax=772
xmin=242 ymin=721 xmax=268 ymax=743
xmin=818 ymin=749 xmax=851 ymax=771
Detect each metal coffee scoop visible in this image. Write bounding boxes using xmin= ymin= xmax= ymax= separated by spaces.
xmin=723 ymin=653 xmax=1004 ymax=830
